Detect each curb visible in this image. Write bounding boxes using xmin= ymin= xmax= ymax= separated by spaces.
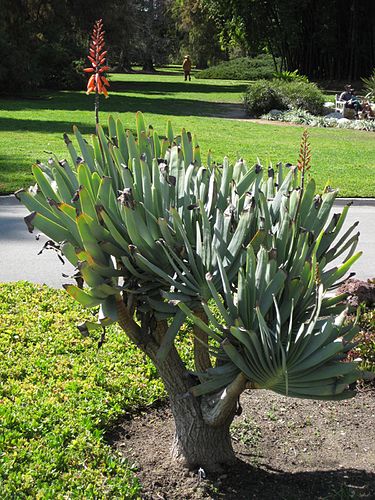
xmin=0 ymin=195 xmax=18 ymax=206
xmin=333 ymin=198 xmax=375 ymax=207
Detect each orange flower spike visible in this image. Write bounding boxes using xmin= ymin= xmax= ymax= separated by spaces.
xmin=101 ymin=76 xmax=110 ymax=87
xmin=86 ymin=75 xmax=95 ymax=94
xmin=84 ymin=18 xmax=109 ymax=112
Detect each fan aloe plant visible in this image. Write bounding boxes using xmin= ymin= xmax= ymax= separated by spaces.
xmin=16 ymin=113 xmax=364 ymax=470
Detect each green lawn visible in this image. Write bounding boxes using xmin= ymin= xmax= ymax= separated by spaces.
xmin=0 ymin=282 xmax=165 ymax=497
xmin=0 ymin=71 xmax=374 ymax=197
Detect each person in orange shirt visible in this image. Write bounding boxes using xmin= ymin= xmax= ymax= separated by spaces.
xmin=182 ymin=55 xmax=192 ymax=81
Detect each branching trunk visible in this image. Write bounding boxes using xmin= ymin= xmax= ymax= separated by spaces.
xmin=171 ymin=399 xmax=236 ymax=471
xmin=201 ymin=372 xmax=248 ymax=427
xmin=116 ymin=297 xmax=245 ymax=470
xmin=154 ymin=342 xmax=237 ymax=470
xmin=193 ymin=310 xmax=212 ymax=372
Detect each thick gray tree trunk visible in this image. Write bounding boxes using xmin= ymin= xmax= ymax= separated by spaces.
xmin=170 ymin=397 xmax=236 ymax=470
xmin=116 ymin=299 xmax=239 ymax=470
xmin=155 ymin=346 xmax=236 ymax=470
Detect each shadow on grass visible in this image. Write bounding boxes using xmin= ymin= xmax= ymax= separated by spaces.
xmin=0 ymin=93 xmax=247 ymax=122
xmin=1 ymin=77 xmax=247 ymax=101
xmin=0 ymin=118 xmax=94 ymax=135
xmin=109 ymin=79 xmax=248 ymax=96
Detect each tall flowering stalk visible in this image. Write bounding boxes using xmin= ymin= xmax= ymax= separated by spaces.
xmin=84 ymin=19 xmax=110 ymax=125
xmin=294 ymin=128 xmax=312 ymax=221
xmin=297 ymin=128 xmax=312 ymax=193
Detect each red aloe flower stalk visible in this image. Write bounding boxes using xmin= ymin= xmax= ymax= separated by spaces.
xmin=84 ymin=19 xmax=110 ymax=125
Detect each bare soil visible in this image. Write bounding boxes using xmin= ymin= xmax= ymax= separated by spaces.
xmin=109 ymin=386 xmax=375 ymax=499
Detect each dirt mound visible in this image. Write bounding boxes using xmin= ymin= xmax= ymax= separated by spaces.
xmin=338 ymin=279 xmax=375 ymax=307
xmin=109 ymin=387 xmax=375 ymax=499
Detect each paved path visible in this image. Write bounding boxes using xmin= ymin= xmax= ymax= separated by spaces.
xmin=0 ymin=195 xmax=374 ymax=288
xmin=0 ymin=196 xmax=75 ymax=288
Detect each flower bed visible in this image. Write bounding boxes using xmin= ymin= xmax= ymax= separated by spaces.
xmin=261 ymin=109 xmax=375 ymax=132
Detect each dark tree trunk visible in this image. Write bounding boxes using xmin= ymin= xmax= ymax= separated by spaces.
xmin=116 ymin=300 xmax=239 ymax=471
xmin=195 ymin=55 xmax=208 ymax=70
xmin=170 ymin=397 xmax=235 ymax=470
xmin=154 ymin=345 xmax=236 ymax=471
xmin=142 ymin=56 xmax=155 ymax=72
xmin=115 ymin=48 xmax=132 ymax=72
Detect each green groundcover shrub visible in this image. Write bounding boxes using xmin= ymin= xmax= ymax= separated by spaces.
xmin=0 ymin=282 xmax=167 ymax=497
xmin=196 ymin=55 xmax=278 ymax=81
xmin=244 ymin=79 xmax=325 ymax=116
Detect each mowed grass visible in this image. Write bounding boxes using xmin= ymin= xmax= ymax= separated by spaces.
xmin=0 ymin=71 xmax=374 ymax=197
xmin=0 ymin=281 xmax=166 ymax=497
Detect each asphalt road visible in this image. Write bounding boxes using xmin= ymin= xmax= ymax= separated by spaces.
xmin=0 ymin=195 xmax=374 ymax=289
xmin=0 ymin=196 xmax=75 ymax=288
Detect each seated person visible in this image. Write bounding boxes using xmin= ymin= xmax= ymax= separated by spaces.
xmin=338 ymin=85 xmax=362 ymax=118
xmin=360 ymin=101 xmax=375 ymax=119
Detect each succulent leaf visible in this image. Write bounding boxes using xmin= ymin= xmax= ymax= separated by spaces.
xmin=18 ymin=115 xmax=362 ymax=401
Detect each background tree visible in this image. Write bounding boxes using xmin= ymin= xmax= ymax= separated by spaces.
xmin=171 ymin=0 xmax=226 ymax=69
xmin=102 ymin=0 xmax=135 ymax=72
xmin=0 ymin=0 xmax=105 ymax=91
xmin=131 ymin=0 xmax=173 ymax=71
xmin=0 ymin=0 xmax=171 ymax=90
xmin=2 ymin=0 xmax=374 ymax=92
xmin=204 ymin=0 xmax=375 ymax=80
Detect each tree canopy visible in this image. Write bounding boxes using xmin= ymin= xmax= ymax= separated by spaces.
xmin=204 ymin=0 xmax=375 ymax=80
xmin=1 ymin=0 xmax=374 ymax=91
